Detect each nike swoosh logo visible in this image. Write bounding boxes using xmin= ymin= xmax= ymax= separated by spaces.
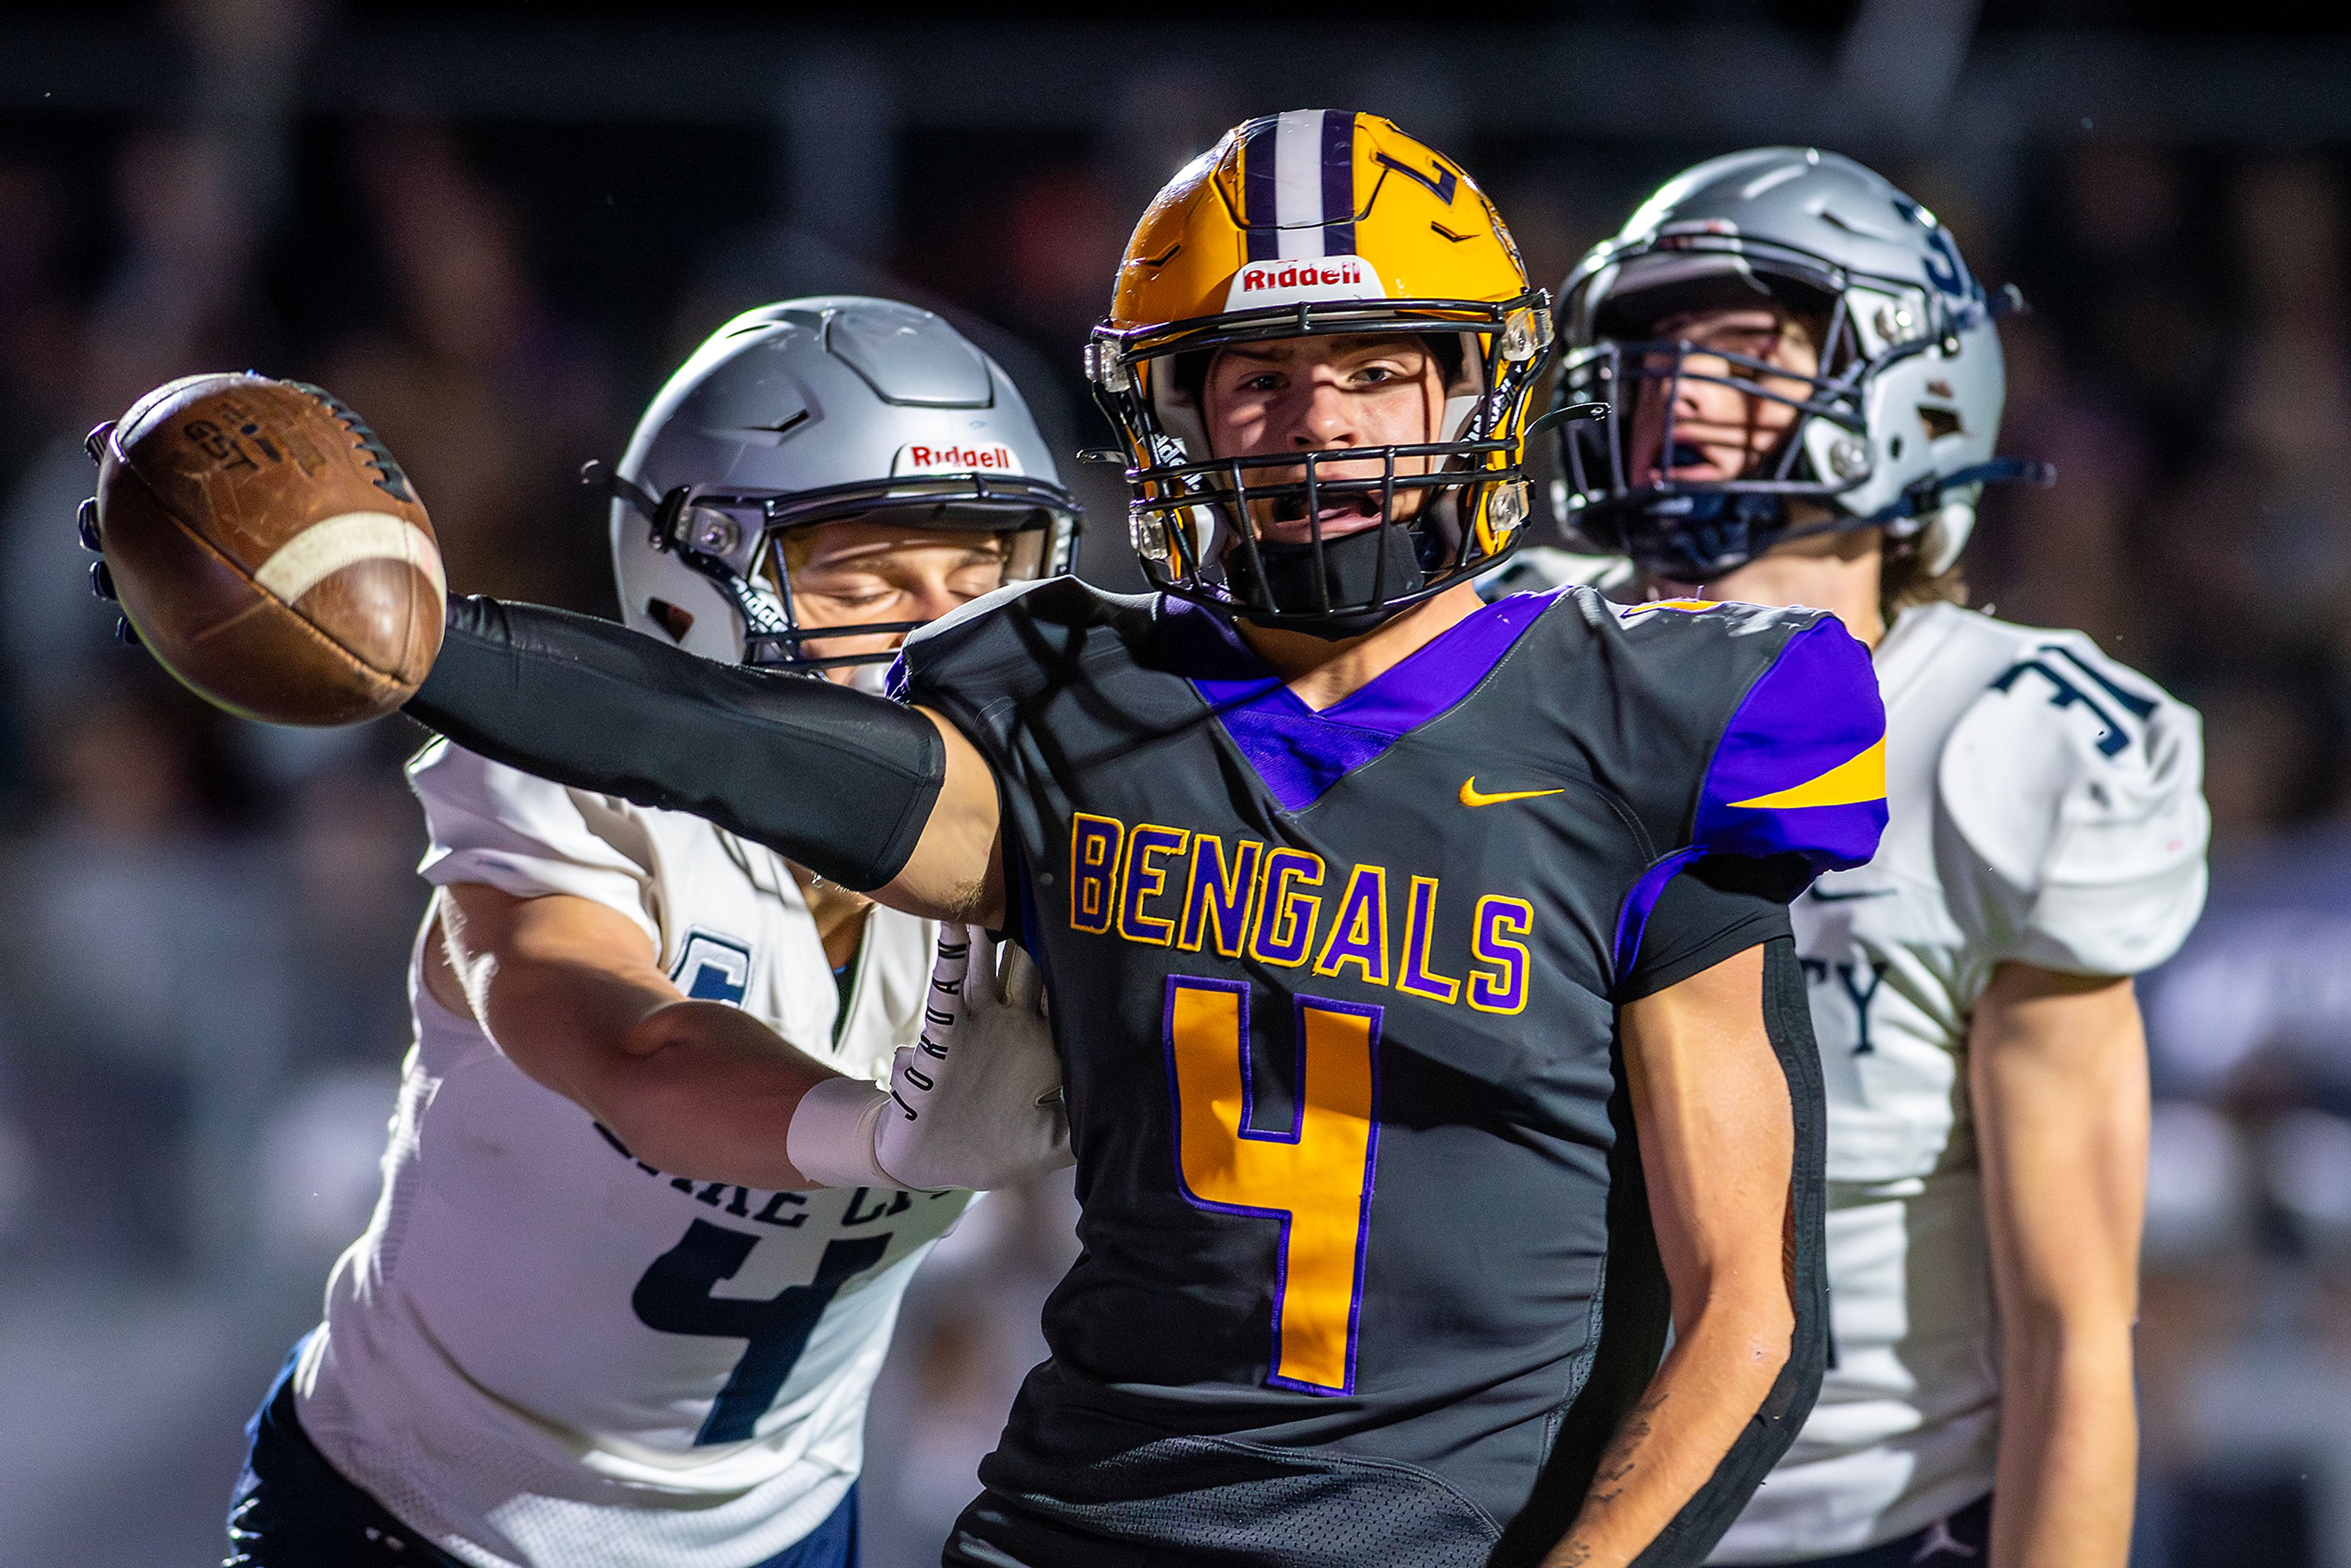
xmin=1807 ymin=887 xmax=1896 ymax=902
xmin=1460 ymin=779 xmax=1564 ymax=808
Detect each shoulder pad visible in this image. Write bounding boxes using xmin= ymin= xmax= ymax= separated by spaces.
xmin=1689 ymin=613 xmax=1888 ymax=877
xmin=890 ymin=576 xmax=1140 ymax=699
xmin=1938 ymin=632 xmax=2210 ymax=973
xmin=407 ymin=732 xmax=565 ymax=814
xmin=1613 ymin=595 xmax=1810 ymax=636
xmin=407 ymin=738 xmax=658 ymax=937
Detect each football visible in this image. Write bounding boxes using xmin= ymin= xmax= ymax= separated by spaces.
xmin=89 ymin=373 xmax=444 ymax=726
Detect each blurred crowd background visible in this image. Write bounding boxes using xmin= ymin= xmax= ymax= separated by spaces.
xmin=2 ymin=1 xmax=2350 ymax=1564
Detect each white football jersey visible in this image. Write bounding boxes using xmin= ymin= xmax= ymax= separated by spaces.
xmin=293 ymin=741 xmax=971 ymax=1568
xmin=1712 ymin=601 xmax=2208 ymax=1561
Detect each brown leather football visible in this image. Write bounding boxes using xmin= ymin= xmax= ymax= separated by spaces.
xmin=91 ymin=373 xmax=444 ymax=726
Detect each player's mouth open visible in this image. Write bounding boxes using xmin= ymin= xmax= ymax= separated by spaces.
xmin=1651 ymin=440 xmax=1711 ymax=473
xmin=1269 ymin=491 xmax=1383 ymax=528
xmin=1646 ymin=441 xmax=1720 ymax=484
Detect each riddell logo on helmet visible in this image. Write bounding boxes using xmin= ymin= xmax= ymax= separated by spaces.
xmin=1237 ymin=259 xmax=1368 ymax=293
xmin=1221 ymin=255 xmax=1389 ymax=311
xmin=891 ymin=441 xmax=1024 ymax=476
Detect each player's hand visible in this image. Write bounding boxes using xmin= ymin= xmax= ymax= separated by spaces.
xmin=73 ymin=478 xmax=142 ymax=648
xmin=874 ymin=925 xmax=1072 ymax=1191
xmin=783 ymin=924 xmax=1071 ymax=1191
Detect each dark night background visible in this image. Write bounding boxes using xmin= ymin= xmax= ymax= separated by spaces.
xmin=1 ymin=4 xmax=2349 ymax=1562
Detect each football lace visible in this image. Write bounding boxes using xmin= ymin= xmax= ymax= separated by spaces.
xmin=284 ymin=378 xmax=419 ymax=505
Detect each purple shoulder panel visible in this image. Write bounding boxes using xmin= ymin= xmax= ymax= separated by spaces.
xmin=1610 ymin=846 xmax=1705 ymax=980
xmin=1611 ymin=614 xmax=1886 ymax=978
xmin=1690 ymin=615 xmax=1888 ymax=871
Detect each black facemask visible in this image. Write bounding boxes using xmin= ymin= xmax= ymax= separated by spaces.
xmin=1222 ymin=521 xmax=1428 ymax=640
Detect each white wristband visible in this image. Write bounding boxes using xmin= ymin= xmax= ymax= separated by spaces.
xmin=784 ymin=1076 xmax=895 ymax=1190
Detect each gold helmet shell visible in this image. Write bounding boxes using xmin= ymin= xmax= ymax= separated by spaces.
xmin=1087 ymin=110 xmax=1554 ymax=629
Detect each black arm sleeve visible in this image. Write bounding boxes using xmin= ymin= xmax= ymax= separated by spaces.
xmin=404 ymin=596 xmax=946 ymax=892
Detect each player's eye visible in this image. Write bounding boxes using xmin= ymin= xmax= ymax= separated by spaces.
xmin=801 ymin=579 xmax=896 ymax=610
xmin=1700 ymin=329 xmax=1779 ymax=361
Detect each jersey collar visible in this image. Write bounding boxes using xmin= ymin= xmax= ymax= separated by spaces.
xmin=1159 ymin=591 xmax=1557 ymax=812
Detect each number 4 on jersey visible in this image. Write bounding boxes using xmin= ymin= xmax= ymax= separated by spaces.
xmin=1163 ymin=977 xmax=1382 ymax=1395
xmin=632 ymin=1220 xmax=889 ymax=1444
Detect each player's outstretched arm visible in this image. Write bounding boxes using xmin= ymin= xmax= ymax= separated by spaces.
xmin=431 ymin=882 xmax=855 ymax=1190
xmin=1543 ymin=943 xmax=1815 ymax=1568
xmin=407 ymin=596 xmax=1006 ymax=925
xmin=1971 ymin=964 xmax=2148 ymax=1568
xmin=78 ymin=380 xmax=1003 ymax=922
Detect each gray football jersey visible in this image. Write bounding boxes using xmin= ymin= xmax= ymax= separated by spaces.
xmin=895 ymin=579 xmax=1890 ymax=1566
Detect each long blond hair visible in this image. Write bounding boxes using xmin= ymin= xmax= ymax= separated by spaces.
xmin=1879 ymin=533 xmax=1968 ymax=621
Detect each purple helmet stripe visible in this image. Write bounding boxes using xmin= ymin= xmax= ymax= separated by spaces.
xmin=1321 ymin=110 xmax=1356 ymax=255
xmin=1242 ymin=118 xmax=1278 ymax=261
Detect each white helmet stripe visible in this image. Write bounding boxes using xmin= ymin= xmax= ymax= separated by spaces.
xmin=1273 ymin=109 xmax=1328 ymax=258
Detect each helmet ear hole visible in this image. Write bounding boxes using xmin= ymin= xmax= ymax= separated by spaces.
xmin=647 ymin=599 xmax=695 ymax=643
xmin=1152 ymin=353 xmax=1213 ymax=466
xmin=1169 ymin=350 xmax=1214 ymax=410
xmin=1919 ymin=405 xmax=1963 ymax=441
xmin=1426 ymin=332 xmax=1468 ymax=390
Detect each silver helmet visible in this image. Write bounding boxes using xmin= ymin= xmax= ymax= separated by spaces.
xmin=606 ymin=296 xmax=1080 ymax=670
xmin=1551 ymin=148 xmax=2044 ymax=581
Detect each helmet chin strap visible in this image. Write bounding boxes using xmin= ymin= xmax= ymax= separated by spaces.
xmin=1629 ymin=452 xmax=2057 ymax=580
xmin=1629 ymin=490 xmax=1792 ymax=582
xmin=1224 ymin=523 xmax=1427 ymax=640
